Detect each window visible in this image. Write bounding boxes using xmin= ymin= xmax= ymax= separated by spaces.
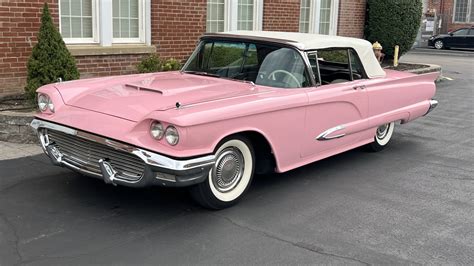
xmin=206 ymin=0 xmax=263 ymax=33
xmin=207 ymin=0 xmax=225 ymax=33
xmin=237 ymin=0 xmax=254 ymax=30
xmin=60 ymin=0 xmax=95 ymax=43
xmin=318 ymin=0 xmax=331 ymax=35
xmin=184 ymin=40 xmax=310 ymax=88
xmin=299 ymin=0 xmax=339 ymax=35
xmin=308 ymin=48 xmax=365 ymax=85
xmin=299 ymin=0 xmax=311 ymax=33
xmin=452 ymin=28 xmax=469 ymax=35
xmin=454 ymin=0 xmax=474 ymax=22
xmin=59 ymin=0 xmax=150 ymax=46
xmin=113 ymin=0 xmax=141 ymax=42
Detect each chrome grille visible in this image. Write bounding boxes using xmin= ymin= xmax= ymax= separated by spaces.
xmin=47 ymin=129 xmax=146 ymax=182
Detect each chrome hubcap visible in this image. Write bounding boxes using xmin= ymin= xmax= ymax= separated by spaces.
xmin=212 ymin=148 xmax=244 ymax=192
xmin=435 ymin=41 xmax=443 ymax=49
xmin=376 ymin=123 xmax=390 ymax=139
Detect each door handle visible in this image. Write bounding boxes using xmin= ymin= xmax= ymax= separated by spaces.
xmin=353 ymin=85 xmax=366 ymax=90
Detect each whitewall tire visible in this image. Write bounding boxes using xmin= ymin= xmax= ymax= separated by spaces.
xmin=189 ymin=136 xmax=255 ymax=209
xmin=366 ymin=122 xmax=395 ymax=152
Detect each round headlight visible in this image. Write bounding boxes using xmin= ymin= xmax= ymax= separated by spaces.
xmin=38 ymin=94 xmax=49 ymax=112
xmin=165 ymin=126 xmax=179 ymax=146
xmin=150 ymin=121 xmax=164 ymax=139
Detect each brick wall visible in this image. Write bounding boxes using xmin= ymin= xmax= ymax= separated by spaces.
xmin=0 ymin=0 xmax=58 ymax=97
xmin=153 ymin=0 xmax=207 ymax=60
xmin=75 ymin=55 xmax=144 ymax=79
xmin=337 ymin=0 xmax=366 ymax=38
xmin=263 ymin=0 xmax=300 ymax=32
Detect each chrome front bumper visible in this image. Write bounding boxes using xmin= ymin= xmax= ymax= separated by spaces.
xmin=30 ymin=119 xmax=215 ymax=187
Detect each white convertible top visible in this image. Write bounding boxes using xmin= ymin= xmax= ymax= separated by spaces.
xmin=208 ymin=31 xmax=386 ymax=79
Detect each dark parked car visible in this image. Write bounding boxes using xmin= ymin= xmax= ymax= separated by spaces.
xmin=428 ymin=27 xmax=474 ymax=49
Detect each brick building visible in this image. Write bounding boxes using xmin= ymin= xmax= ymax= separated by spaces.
xmin=0 ymin=0 xmax=367 ymax=97
xmin=426 ymin=0 xmax=474 ymax=33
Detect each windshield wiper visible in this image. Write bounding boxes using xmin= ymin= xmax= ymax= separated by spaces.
xmin=182 ymin=70 xmax=220 ymax=78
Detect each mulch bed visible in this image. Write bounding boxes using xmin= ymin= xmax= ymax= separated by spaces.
xmin=0 ymin=94 xmax=36 ymax=112
xmin=382 ymin=61 xmax=430 ymax=71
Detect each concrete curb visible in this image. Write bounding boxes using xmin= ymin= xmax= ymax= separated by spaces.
xmin=403 ymin=63 xmax=444 ymax=83
xmin=0 ymin=111 xmax=37 ymax=144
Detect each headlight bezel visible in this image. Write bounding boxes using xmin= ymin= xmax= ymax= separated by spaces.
xmin=150 ymin=121 xmax=165 ymax=140
xmin=165 ymin=125 xmax=179 ymax=146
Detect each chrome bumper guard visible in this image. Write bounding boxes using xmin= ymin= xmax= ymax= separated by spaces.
xmin=30 ymin=119 xmax=215 ymax=188
xmin=424 ymin=99 xmax=438 ymax=116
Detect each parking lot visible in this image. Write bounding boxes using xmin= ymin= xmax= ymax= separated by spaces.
xmin=1 ymin=51 xmax=473 ymax=265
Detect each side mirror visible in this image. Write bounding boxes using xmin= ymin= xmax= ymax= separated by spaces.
xmin=449 ymin=32 xmax=454 ymax=36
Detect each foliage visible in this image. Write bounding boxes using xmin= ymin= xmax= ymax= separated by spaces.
xmin=137 ymin=54 xmax=162 ymax=73
xmin=162 ymin=58 xmax=182 ymax=71
xmin=137 ymin=54 xmax=182 ymax=73
xmin=365 ymin=0 xmax=422 ymax=59
xmin=25 ymin=3 xmax=79 ymax=100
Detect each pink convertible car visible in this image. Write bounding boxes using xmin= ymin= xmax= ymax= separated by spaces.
xmin=31 ymin=31 xmax=438 ymax=209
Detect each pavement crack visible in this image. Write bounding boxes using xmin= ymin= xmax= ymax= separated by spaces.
xmin=0 ymin=212 xmax=24 ymax=266
xmin=213 ymin=214 xmax=370 ymax=265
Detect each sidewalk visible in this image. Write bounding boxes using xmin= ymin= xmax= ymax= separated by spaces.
xmin=0 ymin=141 xmax=42 ymax=160
xmin=410 ymin=47 xmax=474 ymax=57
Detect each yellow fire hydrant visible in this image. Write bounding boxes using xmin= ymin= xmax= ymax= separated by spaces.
xmin=372 ymin=41 xmax=384 ymax=63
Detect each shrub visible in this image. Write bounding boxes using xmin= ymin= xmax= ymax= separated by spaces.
xmin=25 ymin=3 xmax=79 ymax=100
xmin=162 ymin=58 xmax=182 ymax=71
xmin=137 ymin=54 xmax=162 ymax=73
xmin=137 ymin=55 xmax=182 ymax=73
xmin=365 ymin=0 xmax=422 ymax=59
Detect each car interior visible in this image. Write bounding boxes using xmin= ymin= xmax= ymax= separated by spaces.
xmin=184 ymin=40 xmax=366 ymax=88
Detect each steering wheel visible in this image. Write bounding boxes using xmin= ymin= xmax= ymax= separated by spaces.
xmin=267 ymin=70 xmax=301 ymax=88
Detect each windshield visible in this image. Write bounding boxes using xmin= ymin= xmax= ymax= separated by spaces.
xmin=183 ymin=40 xmax=311 ymax=88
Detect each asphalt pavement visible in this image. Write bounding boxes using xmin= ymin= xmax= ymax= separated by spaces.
xmin=1 ymin=51 xmax=473 ymax=265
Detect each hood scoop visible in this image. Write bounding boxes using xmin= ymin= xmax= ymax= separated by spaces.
xmin=125 ymin=82 xmax=166 ymax=95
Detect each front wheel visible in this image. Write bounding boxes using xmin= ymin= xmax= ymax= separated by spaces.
xmin=189 ymin=137 xmax=255 ymax=209
xmin=434 ymin=40 xmax=444 ymax=50
xmin=366 ymin=122 xmax=395 ymax=152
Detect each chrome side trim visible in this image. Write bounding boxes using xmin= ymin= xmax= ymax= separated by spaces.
xmin=424 ymin=99 xmax=438 ymax=116
xmin=316 ymin=125 xmax=346 ymax=141
xmin=31 ymin=119 xmax=216 ymax=172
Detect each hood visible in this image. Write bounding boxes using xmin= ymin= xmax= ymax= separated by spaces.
xmin=55 ymin=72 xmax=264 ymax=122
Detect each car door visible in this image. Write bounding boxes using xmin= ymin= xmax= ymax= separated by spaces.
xmin=446 ymin=28 xmax=469 ymax=48
xmin=301 ymin=49 xmax=369 ymax=158
xmin=467 ymin=29 xmax=474 ymax=48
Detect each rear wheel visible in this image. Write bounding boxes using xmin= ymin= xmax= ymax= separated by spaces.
xmin=189 ymin=136 xmax=255 ymax=209
xmin=366 ymin=122 xmax=395 ymax=152
xmin=434 ymin=40 xmax=444 ymax=49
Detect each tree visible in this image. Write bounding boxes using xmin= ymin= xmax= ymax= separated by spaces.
xmin=25 ymin=3 xmax=79 ymax=100
xmin=365 ymin=0 xmax=422 ymax=59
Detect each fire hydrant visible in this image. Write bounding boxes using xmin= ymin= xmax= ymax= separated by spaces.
xmin=372 ymin=41 xmax=384 ymax=63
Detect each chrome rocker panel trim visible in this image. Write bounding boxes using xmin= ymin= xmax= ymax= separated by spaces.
xmin=31 ymin=119 xmax=215 ymax=188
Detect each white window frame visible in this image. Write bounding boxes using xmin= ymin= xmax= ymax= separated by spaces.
xmin=206 ymin=0 xmax=263 ymax=32
xmin=59 ymin=0 xmax=100 ymax=44
xmin=59 ymin=0 xmax=151 ymax=46
xmin=300 ymin=0 xmax=339 ymax=35
xmin=453 ymin=0 xmax=473 ymax=23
